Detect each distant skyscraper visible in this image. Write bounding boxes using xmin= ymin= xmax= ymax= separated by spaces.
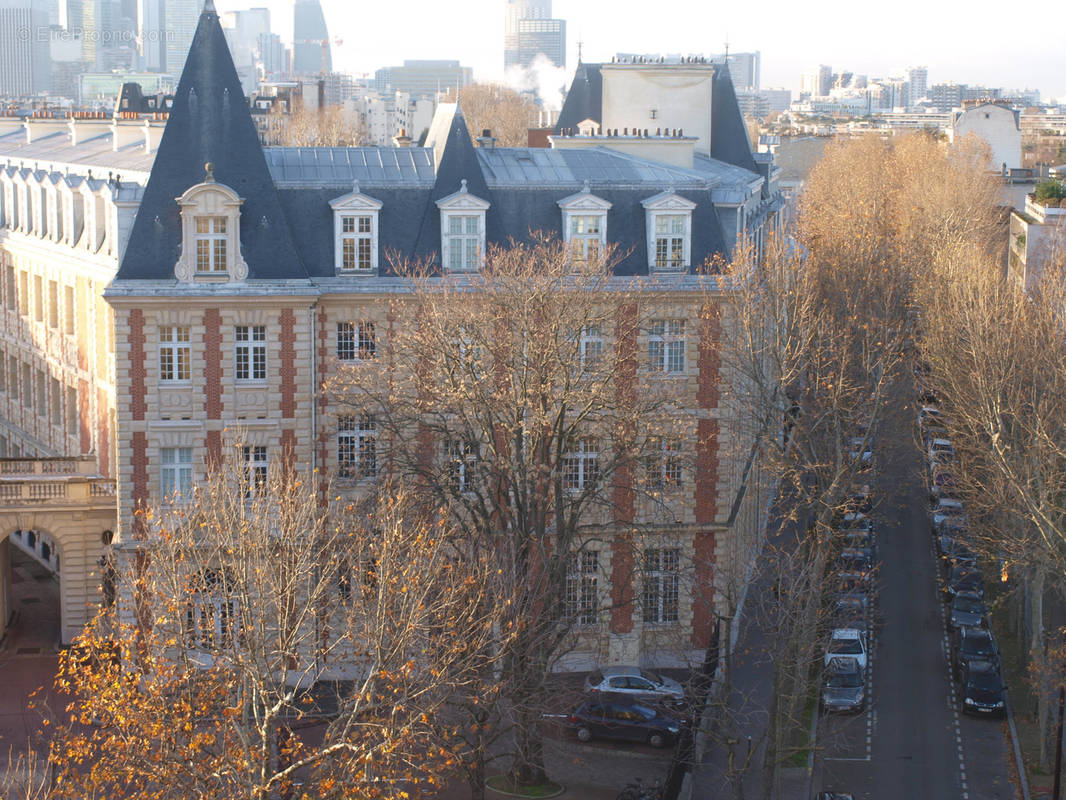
xmin=504 ymin=0 xmax=564 ymax=71
xmin=374 ymin=60 xmax=473 ymax=99
xmin=714 ymin=51 xmax=760 ymax=91
xmin=293 ymin=0 xmax=331 ymax=76
xmin=0 ymin=0 xmax=52 ymax=95
xmin=907 ymin=66 xmax=928 ymax=106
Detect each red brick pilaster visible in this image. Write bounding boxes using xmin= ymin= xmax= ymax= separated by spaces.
xmin=610 ymin=534 xmax=636 ymax=634
xmin=695 ymin=304 xmax=722 ymax=525
xmin=131 ymin=431 xmax=148 ymax=540
xmin=280 ymin=308 xmax=297 ymax=419
xmin=280 ymin=429 xmax=297 ymax=480
xmin=613 ymin=302 xmax=638 ymax=523
xmin=97 ymin=387 xmax=110 ymax=477
xmin=203 ymin=308 xmax=223 ymax=419
xmin=128 ymin=308 xmax=147 ymax=420
xmin=690 ymin=531 xmax=717 ymax=648
xmin=206 ymin=430 xmax=222 ymax=470
xmin=78 ymin=378 xmax=90 ymax=453
xmin=317 ymin=307 xmax=329 ymax=498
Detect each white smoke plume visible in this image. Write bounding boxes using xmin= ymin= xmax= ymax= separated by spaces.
xmin=505 ymin=53 xmax=571 ymax=112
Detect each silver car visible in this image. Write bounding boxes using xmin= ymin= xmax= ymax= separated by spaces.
xmin=583 ymin=666 xmax=685 ymax=704
xmin=821 ymin=657 xmax=865 ymax=713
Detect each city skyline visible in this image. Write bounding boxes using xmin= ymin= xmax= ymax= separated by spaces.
xmin=212 ymin=0 xmax=1063 ymax=100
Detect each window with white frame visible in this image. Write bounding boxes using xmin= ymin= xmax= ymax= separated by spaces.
xmin=195 ymin=216 xmax=228 ymax=273
xmin=337 ymin=321 xmax=376 ymax=362
xmin=446 ymin=439 xmax=479 ymax=493
xmin=579 ymin=324 xmax=604 ymax=366
xmin=242 ymin=445 xmax=267 ymax=495
xmin=654 ymin=215 xmax=686 ymax=270
xmin=566 ymin=549 xmax=599 ymax=626
xmin=643 ymin=547 xmax=680 ymax=624
xmin=159 ymin=326 xmax=191 ymax=382
xmin=161 ymin=447 xmax=193 ymax=500
xmin=341 ymin=216 xmax=373 ymax=272
xmin=648 ymin=320 xmax=685 ymax=374
xmin=642 ymin=192 xmax=696 ymax=272
xmin=184 ymin=569 xmax=237 ymax=650
xmin=330 ymin=184 xmax=381 ymax=275
xmin=446 ymin=215 xmax=481 ymax=271
xmin=338 ymin=414 xmax=377 ymax=479
xmin=562 ymin=437 xmax=599 ymax=491
xmin=437 ymin=180 xmax=489 ymax=272
xmin=646 ymin=438 xmax=683 ymax=489
xmin=558 ymin=186 xmax=611 ymax=266
xmin=234 ymin=325 xmax=267 ymax=382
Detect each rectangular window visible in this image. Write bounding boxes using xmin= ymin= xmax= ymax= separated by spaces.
xmin=47 ymin=280 xmax=58 ymax=329
xmin=579 ymin=324 xmax=604 ymax=366
xmin=570 ymin=215 xmax=602 ymax=263
xmin=0 ymin=354 xmax=5 ymax=393
xmin=33 ymin=275 xmax=43 ymax=322
xmin=66 ymin=385 xmax=77 ymax=435
xmin=36 ymin=369 xmax=45 ymax=416
xmin=338 ymin=414 xmax=377 ymax=479
xmin=160 ymin=447 xmax=193 ymax=500
xmin=63 ymin=285 xmax=75 ymax=335
xmin=446 ymin=215 xmax=480 ymax=271
xmin=336 ymin=321 xmax=376 ymax=362
xmin=21 ymin=363 xmax=31 ymax=409
xmin=340 ymin=215 xmax=373 ymax=271
xmin=51 ymin=377 xmax=61 ymax=426
xmin=159 ymin=326 xmax=191 ymax=382
xmin=242 ymin=445 xmax=267 ymax=495
xmin=17 ymin=272 xmax=27 ymax=317
xmin=566 ymin=550 xmax=599 ymax=626
xmin=562 ymin=437 xmax=599 ymax=491
xmin=194 ymin=216 xmax=228 ymax=273
xmin=5 ymin=265 xmax=14 ymax=310
xmin=643 ymin=548 xmax=680 ymax=624
xmin=446 ymin=439 xmax=479 ymax=493
xmin=235 ymin=325 xmax=267 ymax=382
xmin=654 ymin=215 xmax=686 ymax=269
xmin=646 ymin=438 xmax=683 ymax=489
xmin=8 ymin=356 xmax=17 ymax=400
xmin=648 ymin=320 xmax=685 ymax=374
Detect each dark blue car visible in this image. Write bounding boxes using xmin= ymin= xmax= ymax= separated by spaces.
xmin=567 ymin=699 xmax=682 ymax=748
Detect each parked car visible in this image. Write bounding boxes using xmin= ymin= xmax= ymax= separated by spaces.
xmin=944 ymin=566 xmax=984 ymax=602
xmin=929 ymin=468 xmax=958 ymax=502
xmin=815 ymin=792 xmax=855 ymax=800
xmin=832 ymin=593 xmax=868 ymax=630
xmin=955 ymin=627 xmax=999 ymax=680
xmin=960 ymin=660 xmax=1005 ymax=717
xmin=821 ymin=656 xmax=865 ymax=713
xmin=583 ymin=666 xmax=685 ymax=704
xmin=839 ymin=547 xmax=875 ymax=578
xmin=848 ymin=437 xmax=873 ymax=468
xmin=824 ymin=628 xmax=868 ymax=672
xmin=567 ymin=699 xmax=682 ymax=748
xmin=931 ymin=498 xmax=967 ymax=534
xmin=949 ymin=592 xmax=987 ymax=630
xmin=918 ymin=405 xmax=943 ymax=427
xmin=927 ymin=437 xmax=955 ymax=464
xmin=841 ymin=532 xmax=877 ymax=564
xmin=940 ymin=540 xmax=977 ymax=573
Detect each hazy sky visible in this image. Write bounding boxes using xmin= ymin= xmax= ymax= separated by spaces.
xmin=214 ymin=0 xmax=1064 ymax=101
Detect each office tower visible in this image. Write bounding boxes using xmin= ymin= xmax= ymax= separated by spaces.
xmin=293 ymin=0 xmax=331 ymax=76
xmin=374 ymin=60 xmax=473 ymax=99
xmin=714 ymin=51 xmax=760 ymax=91
xmin=504 ymin=0 xmax=565 ymax=70
xmin=0 ymin=0 xmax=52 ymax=95
xmin=907 ymin=66 xmax=928 ymax=106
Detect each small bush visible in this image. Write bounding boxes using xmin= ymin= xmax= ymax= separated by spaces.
xmin=1034 ymin=179 xmax=1065 ymax=203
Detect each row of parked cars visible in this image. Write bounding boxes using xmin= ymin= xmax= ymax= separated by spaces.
xmin=920 ymin=394 xmax=1007 ymax=718
xmin=565 ymin=666 xmax=687 ymax=748
xmin=821 ymin=440 xmax=878 ymax=715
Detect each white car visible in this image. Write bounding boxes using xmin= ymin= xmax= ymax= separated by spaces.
xmin=932 ymin=497 xmax=966 ymax=529
xmin=825 ymin=628 xmax=868 ymax=672
xmin=927 ymin=438 xmax=955 ymax=466
xmin=583 ymin=666 xmax=685 ymax=704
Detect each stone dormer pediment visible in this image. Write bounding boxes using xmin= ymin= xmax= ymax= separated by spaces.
xmin=641 ymin=190 xmax=697 ymax=212
xmin=329 ymin=182 xmax=383 ymax=213
xmin=174 ymin=170 xmax=249 ymax=282
xmin=557 ymin=183 xmax=613 ymax=212
xmin=436 ymin=179 xmax=491 ymax=212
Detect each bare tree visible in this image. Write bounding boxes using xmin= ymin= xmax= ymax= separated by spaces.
xmin=441 ymin=84 xmax=538 ymax=147
xmin=45 ymin=457 xmax=499 ymax=800
xmin=327 ymin=238 xmax=701 ymax=790
xmin=269 ymin=104 xmax=367 ymax=147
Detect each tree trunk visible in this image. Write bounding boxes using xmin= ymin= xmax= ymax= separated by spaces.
xmin=1032 ymin=567 xmax=1051 ymax=770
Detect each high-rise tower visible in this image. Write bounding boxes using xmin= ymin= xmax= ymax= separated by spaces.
xmin=504 ymin=0 xmax=564 ymax=71
xmin=293 ymin=0 xmax=331 ymax=76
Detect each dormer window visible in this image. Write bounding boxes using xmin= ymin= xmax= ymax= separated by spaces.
xmin=195 ymin=216 xmax=228 ymax=273
xmin=174 ymin=164 xmax=248 ymax=282
xmin=437 ymin=179 xmax=490 ymax=273
xmin=558 ymin=183 xmax=611 ymax=265
xmin=642 ymin=191 xmax=697 ymax=273
xmin=330 ymin=182 xmax=381 ymax=275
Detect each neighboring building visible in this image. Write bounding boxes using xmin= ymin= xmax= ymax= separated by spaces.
xmin=1009 ymin=173 xmax=1066 ymax=289
xmin=0 ymin=0 xmax=53 ymax=96
xmin=0 ymin=3 xmax=782 ymax=670
xmin=907 ymin=66 xmax=928 ymax=106
xmin=79 ymin=71 xmax=174 ymax=103
xmin=715 ymin=51 xmax=759 ymax=92
xmin=292 ymin=0 xmax=331 ymax=76
xmin=373 ymin=60 xmax=473 ymax=100
xmin=352 ymin=90 xmax=434 ymax=147
xmin=949 ymin=100 xmax=1022 ymax=172
xmin=761 ymin=88 xmax=792 ymax=113
xmin=801 ymin=64 xmax=833 ymax=98
xmin=220 ymin=6 xmax=271 ymax=94
xmin=504 ymin=0 xmax=564 ymax=71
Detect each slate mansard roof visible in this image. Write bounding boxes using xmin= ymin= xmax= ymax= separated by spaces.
xmin=109 ymin=3 xmax=772 ymax=285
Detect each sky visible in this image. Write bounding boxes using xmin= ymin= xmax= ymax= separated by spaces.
xmin=214 ymin=0 xmax=1065 ymax=102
